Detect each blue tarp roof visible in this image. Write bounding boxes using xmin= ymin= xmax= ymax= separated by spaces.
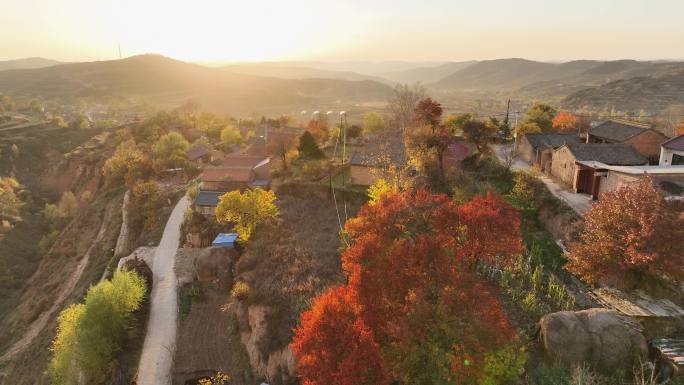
xmin=212 ymin=233 xmax=238 ymax=247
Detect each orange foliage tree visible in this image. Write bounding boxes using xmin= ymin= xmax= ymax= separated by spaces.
xmin=676 ymin=119 xmax=684 ymax=136
xmin=293 ymin=190 xmax=523 ymax=385
xmin=567 ymin=177 xmax=684 ymax=287
xmin=306 ymin=119 xmax=329 ymax=143
xmin=292 ymin=286 xmax=387 ymax=385
xmin=551 ymin=111 xmax=578 ymax=132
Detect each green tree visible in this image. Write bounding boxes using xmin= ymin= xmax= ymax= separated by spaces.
xmin=51 ymin=115 xmax=68 ymax=128
xmin=220 ymin=124 xmax=243 ymax=149
xmin=523 ymin=103 xmax=557 ymax=132
xmin=70 ymin=114 xmax=90 ymax=129
xmin=362 ymin=112 xmax=385 ymax=135
xmin=298 ymin=131 xmax=325 ymax=159
xmin=49 ymin=270 xmax=146 ymax=385
xmin=215 ymin=188 xmax=279 ymax=242
xmin=0 ymin=95 xmax=14 ymax=111
xmin=152 ymin=132 xmax=190 ymax=170
xmin=463 ymin=119 xmax=496 ymax=153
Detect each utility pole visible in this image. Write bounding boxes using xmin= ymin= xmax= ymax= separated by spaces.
xmin=513 ymin=110 xmax=520 ymax=151
xmin=504 ymin=99 xmax=511 ymax=135
xmin=118 ymin=44 xmax=122 ymax=60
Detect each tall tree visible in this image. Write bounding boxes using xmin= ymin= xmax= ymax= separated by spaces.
xmin=152 ymin=132 xmax=190 ymax=170
xmin=220 ymin=124 xmax=243 ymax=149
xmin=294 ymin=190 xmax=523 ymax=385
xmin=462 ymin=119 xmax=496 ymax=153
xmin=522 ymin=103 xmax=557 ymax=132
xmin=413 ymin=98 xmax=443 ymax=131
xmin=298 ymin=131 xmax=325 ymax=159
xmin=567 ymin=177 xmax=684 ymax=287
xmin=388 ymin=83 xmax=426 ymax=130
xmin=267 ymin=133 xmax=298 ymax=170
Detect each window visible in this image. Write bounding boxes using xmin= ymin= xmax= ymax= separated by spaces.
xmin=673 ymin=153 xmax=684 ymax=165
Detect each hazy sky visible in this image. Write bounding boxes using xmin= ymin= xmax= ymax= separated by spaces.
xmin=2 ymin=0 xmax=684 ymax=62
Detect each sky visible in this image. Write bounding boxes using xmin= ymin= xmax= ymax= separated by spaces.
xmin=2 ymin=0 xmax=684 ymax=63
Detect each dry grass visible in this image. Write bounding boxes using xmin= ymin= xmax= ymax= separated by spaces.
xmin=235 ymin=184 xmax=364 ymax=355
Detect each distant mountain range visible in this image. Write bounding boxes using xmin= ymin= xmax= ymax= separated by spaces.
xmin=2 ymin=55 xmax=684 ymax=114
xmin=0 ymin=57 xmax=61 ymax=71
xmin=0 ymin=55 xmax=393 ymax=115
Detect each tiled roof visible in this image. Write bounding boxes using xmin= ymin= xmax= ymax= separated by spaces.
xmin=186 ymin=144 xmax=211 ymax=160
xmin=193 ymin=190 xmax=226 ymax=206
xmin=662 ymin=133 xmax=684 ymax=151
xmin=564 ymin=143 xmax=646 ymax=165
xmin=202 ymin=167 xmax=253 ymax=182
xmin=524 ymin=133 xmax=583 ymax=150
xmin=589 ymin=120 xmax=650 ymax=142
xmin=218 ymin=156 xmax=269 ymax=168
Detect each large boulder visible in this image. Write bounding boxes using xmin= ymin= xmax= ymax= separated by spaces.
xmin=539 ymin=308 xmax=647 ymax=373
xmin=194 ymin=247 xmax=237 ymax=286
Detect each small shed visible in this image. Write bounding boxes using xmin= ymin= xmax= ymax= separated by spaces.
xmin=212 ymin=233 xmax=238 ymax=248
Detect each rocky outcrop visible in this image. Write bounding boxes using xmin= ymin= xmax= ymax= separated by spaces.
xmin=232 ymin=302 xmax=297 ymax=385
xmin=539 ymin=308 xmax=648 ymax=373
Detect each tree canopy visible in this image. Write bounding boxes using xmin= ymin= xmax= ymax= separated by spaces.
xmin=152 ymin=132 xmax=190 ymax=170
xmin=215 ymin=188 xmax=279 ymax=242
xmin=298 ymin=131 xmax=325 ymax=159
xmin=294 ymin=190 xmax=523 ymax=385
xmin=567 ymin=177 xmax=684 ymax=287
xmin=220 ymin=124 xmax=243 ymax=149
xmin=362 ymin=112 xmax=385 ymax=135
xmin=522 ymin=103 xmax=557 ymax=132
xmin=49 ymin=269 xmax=146 ymax=385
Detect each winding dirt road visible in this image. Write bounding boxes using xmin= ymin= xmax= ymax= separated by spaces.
xmin=136 ymin=197 xmax=190 ymax=385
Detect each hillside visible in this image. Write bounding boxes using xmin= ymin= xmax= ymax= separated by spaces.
xmin=381 ymin=61 xmax=476 ymax=84
xmin=220 ymin=63 xmax=389 ymax=83
xmin=562 ymin=71 xmax=684 ymax=112
xmin=0 ymin=55 xmax=393 ymax=115
xmin=0 ymin=57 xmax=60 ymax=71
xmin=430 ymin=58 xmax=599 ymax=91
xmin=430 ymin=58 xmax=684 ymax=98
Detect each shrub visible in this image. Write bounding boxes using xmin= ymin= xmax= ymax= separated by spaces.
xmin=131 ymin=181 xmax=167 ymax=231
xmin=481 ymin=343 xmax=527 ymax=385
xmin=298 ymin=131 xmax=325 ymax=159
xmin=529 ymin=363 xmax=571 ymax=385
xmin=231 ymin=281 xmax=252 ymax=301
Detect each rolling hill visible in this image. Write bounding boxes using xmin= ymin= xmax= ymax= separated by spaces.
xmin=220 ymin=63 xmax=390 ymax=83
xmin=0 ymin=55 xmax=394 ymax=115
xmin=0 ymin=57 xmax=61 ymax=71
xmin=562 ymin=71 xmax=684 ymax=112
xmin=380 ymin=61 xmax=476 ymax=84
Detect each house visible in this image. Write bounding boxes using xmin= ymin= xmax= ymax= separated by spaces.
xmin=596 ymin=164 xmax=684 ymax=199
xmin=193 ymin=190 xmax=226 ymax=216
xmin=550 ymin=143 xmax=646 ymax=196
xmin=201 ymin=156 xmax=271 ymax=191
xmin=587 ymin=119 xmax=669 ymax=164
xmin=518 ymin=133 xmax=583 ymax=171
xmin=659 ymin=133 xmax=684 ymax=166
xmin=349 ymin=138 xmax=407 ymax=186
xmin=187 ymin=145 xmax=226 ymax=166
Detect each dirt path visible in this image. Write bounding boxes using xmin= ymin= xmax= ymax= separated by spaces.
xmin=491 ymin=143 xmax=591 ymax=214
xmin=0 ymin=200 xmax=116 ymax=363
xmin=136 ymin=197 xmax=190 ymax=385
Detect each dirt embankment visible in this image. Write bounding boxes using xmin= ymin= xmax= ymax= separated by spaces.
xmin=40 ymin=132 xmax=113 ymax=203
xmin=0 ymin=189 xmax=124 ymax=385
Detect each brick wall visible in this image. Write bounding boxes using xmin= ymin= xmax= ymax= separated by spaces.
xmin=550 ymin=147 xmax=577 ymax=186
xmin=626 ymin=130 xmax=669 ymax=164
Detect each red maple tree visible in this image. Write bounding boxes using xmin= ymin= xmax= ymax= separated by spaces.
xmin=291 ymin=286 xmax=388 ymax=385
xmin=295 ymin=190 xmax=522 ymax=384
xmin=413 ymin=98 xmax=443 ymax=130
xmin=567 ymin=177 xmax=684 ymax=287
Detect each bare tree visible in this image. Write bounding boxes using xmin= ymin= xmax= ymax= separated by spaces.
xmin=388 ymin=83 xmax=426 ymax=131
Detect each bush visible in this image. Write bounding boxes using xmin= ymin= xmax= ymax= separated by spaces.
xmin=231 ymin=281 xmax=251 ymax=301
xmin=481 ymin=343 xmax=527 ymax=385
xmin=529 ymin=363 xmax=571 ymax=385
xmin=49 ymin=270 xmax=146 ymax=385
xmin=131 ymin=181 xmax=167 ymax=231
xmin=297 ymin=131 xmax=325 ymax=159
